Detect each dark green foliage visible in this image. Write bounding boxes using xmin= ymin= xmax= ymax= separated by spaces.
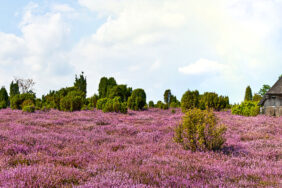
xmin=35 ymin=99 xmax=42 ymax=110
xmin=98 ymin=77 xmax=117 ymax=98
xmin=148 ymin=101 xmax=154 ymax=108
xmin=127 ymin=89 xmax=146 ymax=111
xmin=199 ymin=92 xmax=229 ymax=111
xmin=171 ymin=109 xmax=176 ymax=114
xmin=97 ymin=97 xmax=127 ymax=113
xmin=87 ymin=94 xmax=99 ymax=108
xmin=279 ymin=74 xmax=282 ymax=79
xmin=156 ymin=101 xmax=168 ymax=110
xmin=258 ymin=85 xmax=270 ymax=96
xmin=244 ymin=86 xmax=253 ymax=101
xmin=174 ymin=109 xmax=227 ymax=152
xmin=231 ymin=101 xmax=260 ymax=117
xmin=10 ymin=93 xmax=36 ymax=110
xmin=181 ymin=90 xmax=200 ymax=112
xmin=164 ymin=89 xmax=171 ymax=105
xmin=42 ymin=87 xmax=78 ymax=110
xmin=253 ymin=93 xmax=262 ymax=102
xmin=108 ymin=85 xmax=132 ymax=102
xmin=60 ymin=90 xmax=84 ymax=112
xmin=74 ymin=72 xmax=87 ymax=98
xmin=0 ymin=87 xmax=9 ymax=109
xmin=9 ymin=81 xmax=20 ymax=97
xmin=96 ymin=98 xmax=108 ymax=110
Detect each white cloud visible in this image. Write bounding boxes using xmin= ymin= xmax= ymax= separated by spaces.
xmin=178 ymin=59 xmax=225 ymax=75
xmin=0 ymin=3 xmax=74 ymax=95
xmin=75 ymin=0 xmax=282 ymax=103
xmin=52 ymin=4 xmax=75 ymax=12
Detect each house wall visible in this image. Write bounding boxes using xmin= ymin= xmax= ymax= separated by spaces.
xmin=263 ymin=95 xmax=282 ymax=107
xmin=261 ymin=95 xmax=282 ymax=117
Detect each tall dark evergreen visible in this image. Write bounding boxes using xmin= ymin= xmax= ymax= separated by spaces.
xmin=244 ymin=86 xmax=253 ymax=101
xmin=10 ymin=81 xmax=20 ymax=97
xmin=0 ymin=87 xmax=9 ymax=109
xmin=164 ymin=89 xmax=171 ymax=105
xmin=74 ymin=72 xmax=87 ymax=98
xmin=98 ymin=77 xmax=117 ymax=98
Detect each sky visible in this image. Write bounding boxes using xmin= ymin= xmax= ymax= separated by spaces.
xmin=0 ymin=0 xmax=282 ymax=103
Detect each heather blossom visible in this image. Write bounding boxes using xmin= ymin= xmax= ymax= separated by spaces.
xmin=0 ymin=108 xmax=281 ymax=187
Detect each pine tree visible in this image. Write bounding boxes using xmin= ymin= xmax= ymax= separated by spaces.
xmin=244 ymin=86 xmax=253 ymax=101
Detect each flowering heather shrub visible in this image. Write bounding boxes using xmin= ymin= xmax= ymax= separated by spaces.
xmin=175 ymin=109 xmax=227 ymax=151
xmin=0 ymin=109 xmax=281 ymax=187
xmin=231 ymin=101 xmax=260 ymax=116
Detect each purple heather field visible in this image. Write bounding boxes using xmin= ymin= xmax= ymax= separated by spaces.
xmin=0 ymin=108 xmax=281 ymax=187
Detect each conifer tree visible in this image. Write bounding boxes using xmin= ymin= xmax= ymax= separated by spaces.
xmin=74 ymin=72 xmax=87 ymax=98
xmin=244 ymin=86 xmax=253 ymax=101
xmin=10 ymin=81 xmax=20 ymax=97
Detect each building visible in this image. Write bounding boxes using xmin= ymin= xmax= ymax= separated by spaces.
xmin=258 ymin=77 xmax=282 ymax=117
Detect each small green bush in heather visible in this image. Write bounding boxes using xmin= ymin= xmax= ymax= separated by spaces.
xmin=22 ymin=105 xmax=35 ymax=113
xmin=96 ymin=98 xmax=108 ymax=110
xmin=60 ymin=90 xmax=84 ymax=112
xmin=98 ymin=97 xmax=127 ymax=113
xmin=10 ymin=93 xmax=36 ymax=110
xmin=148 ymin=101 xmax=154 ymax=108
xmin=127 ymin=89 xmax=146 ymax=111
xmin=170 ymin=101 xmax=180 ymax=108
xmin=156 ymin=101 xmax=168 ymax=110
xmin=174 ymin=109 xmax=227 ymax=152
xmin=87 ymin=94 xmax=99 ymax=108
xmin=171 ymin=109 xmax=176 ymax=114
xmin=231 ymin=101 xmax=260 ymax=117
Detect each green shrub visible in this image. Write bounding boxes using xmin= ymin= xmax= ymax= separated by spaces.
xmin=127 ymin=89 xmax=146 ymax=110
xmin=108 ymin=85 xmax=132 ymax=102
xmin=103 ymin=98 xmax=114 ymax=113
xmin=10 ymin=93 xmax=36 ymax=110
xmin=22 ymin=105 xmax=35 ymax=113
xmin=96 ymin=98 xmax=108 ymax=110
xmin=148 ymin=101 xmax=154 ymax=108
xmin=253 ymin=93 xmax=262 ymax=102
xmin=199 ymin=92 xmax=230 ymax=111
xmin=99 ymin=97 xmax=127 ymax=114
xmin=231 ymin=101 xmax=260 ymax=117
xmin=35 ymin=99 xmax=42 ymax=110
xmin=170 ymin=101 xmax=180 ymax=108
xmin=174 ymin=109 xmax=227 ymax=152
xmin=60 ymin=90 xmax=84 ymax=112
xmin=0 ymin=87 xmax=9 ymax=109
xmin=171 ymin=109 xmax=176 ymax=114
xmin=87 ymin=94 xmax=99 ymax=108
xmin=155 ymin=101 xmax=168 ymax=109
xmin=181 ymin=90 xmax=200 ymax=112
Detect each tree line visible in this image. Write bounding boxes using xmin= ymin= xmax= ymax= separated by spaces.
xmin=0 ymin=72 xmax=231 ymax=113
